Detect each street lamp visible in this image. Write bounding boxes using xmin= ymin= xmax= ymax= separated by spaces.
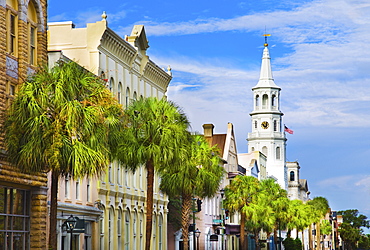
xmin=220 ymin=189 xmax=225 ymax=250
xmin=194 ymin=228 xmax=201 ymax=250
xmin=62 ymin=215 xmax=78 ymax=250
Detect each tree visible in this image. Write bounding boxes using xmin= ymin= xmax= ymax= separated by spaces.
xmin=160 ymin=134 xmax=224 ymax=249
xmin=115 ymin=97 xmax=190 ymax=250
xmin=307 ymin=196 xmax=329 ymax=250
xmin=223 ymin=175 xmax=260 ymax=249
xmin=338 ymin=209 xmax=370 ymax=250
xmin=3 ymin=61 xmax=123 ymax=249
xmin=259 ymin=178 xmax=290 ymax=250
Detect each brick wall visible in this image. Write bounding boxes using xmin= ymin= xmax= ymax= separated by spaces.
xmin=0 ymin=0 xmax=48 ymax=249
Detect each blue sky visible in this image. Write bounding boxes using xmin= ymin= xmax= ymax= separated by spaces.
xmin=48 ymin=0 xmax=370 ymax=222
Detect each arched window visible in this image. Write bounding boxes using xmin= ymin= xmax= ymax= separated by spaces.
xmin=118 ymin=82 xmax=122 ymax=104
xmin=262 ymin=146 xmax=268 ymax=156
xmin=125 ymin=87 xmax=130 ymax=107
xmin=117 ymin=162 xmax=121 ymax=185
xmin=262 ymin=94 xmax=268 ymax=108
xmin=7 ymin=0 xmax=19 ymax=56
xmin=158 ymin=214 xmax=163 ymax=250
xmin=274 ymin=120 xmax=277 ymax=132
xmin=290 ymin=171 xmax=295 ymax=181
xmin=139 ymin=212 xmax=144 ymax=250
xmin=125 ymin=210 xmax=130 ymax=250
xmin=108 ymin=163 xmax=112 ymax=183
xmin=109 ymin=207 xmax=114 ymax=249
xmin=251 ymin=147 xmax=255 ymax=152
xmin=276 ymin=147 xmax=281 ymax=160
xmin=133 ymin=211 xmax=138 ymax=248
xmin=272 ymin=94 xmax=277 ymax=107
xmin=133 ymin=91 xmax=137 ymax=101
xmin=27 ymin=1 xmax=38 ymax=65
xmin=255 ymin=95 xmax=259 ymax=107
xmin=109 ymin=77 xmax=114 ymax=93
xmin=117 ymin=208 xmax=122 ymax=249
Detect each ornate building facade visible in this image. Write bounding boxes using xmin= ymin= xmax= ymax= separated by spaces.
xmin=48 ymin=14 xmax=172 ymax=250
xmin=0 ymin=0 xmax=48 ymax=249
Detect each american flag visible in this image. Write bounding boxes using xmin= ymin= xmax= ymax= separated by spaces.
xmin=284 ymin=125 xmax=294 ymax=134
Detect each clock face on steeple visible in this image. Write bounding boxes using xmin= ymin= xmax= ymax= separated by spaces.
xmin=261 ymin=121 xmax=269 ymax=129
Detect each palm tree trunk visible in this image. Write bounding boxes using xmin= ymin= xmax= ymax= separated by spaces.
xmin=49 ymin=171 xmax=59 ymax=250
xmin=301 ymin=230 xmax=305 ymax=250
xmin=316 ymin=222 xmax=320 ymax=250
xmin=181 ymin=193 xmax=192 ymax=250
xmin=145 ymin=160 xmax=155 ymax=250
xmin=240 ymin=212 xmax=247 ymax=249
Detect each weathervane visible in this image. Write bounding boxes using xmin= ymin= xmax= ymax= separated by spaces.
xmin=263 ymin=27 xmax=271 ymax=47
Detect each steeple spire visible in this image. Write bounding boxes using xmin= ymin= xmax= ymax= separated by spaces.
xmin=253 ymin=34 xmax=279 ymax=89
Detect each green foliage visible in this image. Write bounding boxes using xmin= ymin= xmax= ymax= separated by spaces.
xmin=338 ymin=209 xmax=370 ymax=250
xmin=282 ymin=237 xmax=302 ymax=250
xmin=320 ymin=219 xmax=332 ymax=235
xmin=4 ymin=61 xmax=123 ymax=177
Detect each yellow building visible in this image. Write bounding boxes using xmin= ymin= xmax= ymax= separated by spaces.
xmin=0 ymin=0 xmax=48 ymax=249
xmin=48 ymin=13 xmax=172 ymax=249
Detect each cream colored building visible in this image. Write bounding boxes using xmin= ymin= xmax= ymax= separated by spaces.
xmin=48 ymin=13 xmax=172 ymax=250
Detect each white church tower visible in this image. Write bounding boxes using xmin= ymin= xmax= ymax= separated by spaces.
xmin=247 ymin=36 xmax=288 ymax=189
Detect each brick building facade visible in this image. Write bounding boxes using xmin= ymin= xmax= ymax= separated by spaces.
xmin=0 ymin=0 xmax=48 ymax=249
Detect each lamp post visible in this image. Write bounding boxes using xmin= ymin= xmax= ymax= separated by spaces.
xmin=63 ymin=215 xmax=78 ymax=250
xmin=194 ymin=228 xmax=201 ymax=250
xmin=220 ymin=189 xmax=225 ymax=250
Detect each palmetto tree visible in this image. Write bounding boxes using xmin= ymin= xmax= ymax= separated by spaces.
xmin=3 ymin=61 xmax=123 ymax=249
xmin=259 ymin=178 xmax=289 ymax=250
xmin=223 ymin=175 xmax=260 ymax=249
xmin=160 ymin=134 xmax=224 ymax=249
xmin=307 ymin=196 xmax=329 ymax=250
xmin=115 ymin=97 xmax=190 ymax=250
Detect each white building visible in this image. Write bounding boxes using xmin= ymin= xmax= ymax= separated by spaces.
xmin=48 ymin=13 xmax=172 ymax=250
xmin=247 ymin=40 xmax=288 ymax=189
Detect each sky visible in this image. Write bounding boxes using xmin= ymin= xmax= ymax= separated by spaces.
xmin=48 ymin=0 xmax=370 ymax=223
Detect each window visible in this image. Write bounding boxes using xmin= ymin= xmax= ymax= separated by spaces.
xmin=133 ymin=91 xmax=137 ymax=101
xmin=276 ymin=147 xmax=281 ymax=160
xmin=75 ymin=179 xmax=80 ymax=200
xmin=251 ymin=147 xmax=255 ymax=152
xmin=118 ymin=82 xmax=122 ymax=104
xmin=108 ymin=163 xmax=113 ymax=184
xmin=272 ymin=94 xmax=277 ymax=107
xmin=27 ymin=1 xmax=37 ymax=65
xmin=7 ymin=12 xmax=17 ymax=55
xmin=117 ymin=163 xmax=121 ymax=185
xmin=254 ymin=120 xmax=257 ymax=129
xmin=109 ymin=208 xmax=114 ymax=250
xmin=125 ymin=87 xmax=130 ymax=107
xmin=86 ymin=178 xmax=90 ymax=202
xmin=262 ymin=146 xmax=268 ymax=157
xmin=117 ymin=209 xmax=122 ymax=249
xmin=133 ymin=211 xmax=137 ymax=248
xmin=29 ymin=26 xmax=36 ymax=65
xmin=290 ymin=171 xmax=295 ymax=181
xmin=0 ymin=187 xmax=30 ymax=250
xmin=65 ymin=175 xmax=70 ymax=199
xmin=124 ymin=210 xmax=130 ymax=250
xmin=158 ymin=215 xmax=163 ymax=250
xmin=6 ymin=0 xmax=18 ymax=56
xmin=99 ymin=217 xmax=104 ymax=249
xmin=262 ymin=94 xmax=268 ymax=108
xmin=255 ymin=95 xmax=259 ymax=107
xmin=274 ymin=120 xmax=277 ymax=132
xmin=6 ymin=81 xmax=17 ymax=107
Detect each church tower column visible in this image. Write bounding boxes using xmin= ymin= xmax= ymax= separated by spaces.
xmin=247 ymin=36 xmax=288 ymax=189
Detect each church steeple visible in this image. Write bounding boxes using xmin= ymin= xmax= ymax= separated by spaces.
xmin=254 ymin=35 xmax=279 ymax=89
xmin=247 ymin=34 xmax=287 ymax=189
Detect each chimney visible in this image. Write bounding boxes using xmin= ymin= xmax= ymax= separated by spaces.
xmin=203 ymin=124 xmax=214 ymax=137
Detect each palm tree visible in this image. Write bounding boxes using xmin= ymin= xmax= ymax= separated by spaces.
xmin=115 ymin=97 xmax=190 ymax=250
xmin=259 ymin=178 xmax=289 ymax=250
xmin=3 ymin=61 xmax=123 ymax=249
xmin=223 ymin=175 xmax=260 ymax=249
xmin=307 ymin=197 xmax=329 ymax=250
xmin=160 ymin=134 xmax=224 ymax=249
